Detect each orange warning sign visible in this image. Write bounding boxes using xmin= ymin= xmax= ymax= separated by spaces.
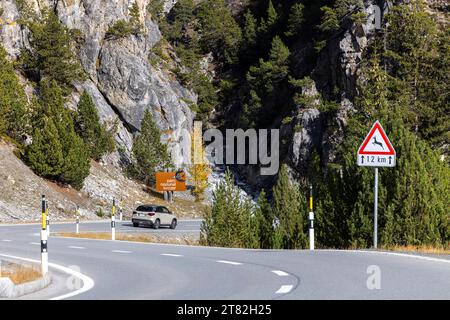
xmin=156 ymin=171 xmax=187 ymax=192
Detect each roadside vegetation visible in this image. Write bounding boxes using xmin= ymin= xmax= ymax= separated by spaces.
xmin=0 ymin=262 xmax=42 ymax=285
xmin=54 ymin=232 xmax=199 ymax=246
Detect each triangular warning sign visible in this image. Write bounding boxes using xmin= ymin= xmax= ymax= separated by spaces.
xmin=358 ymin=121 xmax=395 ymax=155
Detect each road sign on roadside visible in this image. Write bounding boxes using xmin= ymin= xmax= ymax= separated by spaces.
xmin=356 ymin=120 xmax=396 ymax=250
xmin=357 ymin=121 xmax=396 ymax=167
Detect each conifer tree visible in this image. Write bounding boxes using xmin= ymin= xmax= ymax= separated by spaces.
xmin=27 ymin=80 xmax=90 ymax=189
xmin=76 ymin=91 xmax=115 ymax=161
xmin=130 ymin=110 xmax=171 ymax=183
xmin=285 ymin=3 xmax=305 ymax=37
xmin=0 ymin=46 xmax=27 ymax=140
xmin=23 ymin=11 xmax=85 ymax=92
xmin=26 ymin=118 xmax=64 ymax=179
xmin=255 ymin=190 xmax=274 ymax=249
xmin=129 ymin=1 xmax=144 ymax=35
xmin=200 ymin=170 xmax=258 ymax=248
xmin=259 ymin=0 xmax=278 ymax=33
xmin=272 ymin=165 xmax=308 ymax=249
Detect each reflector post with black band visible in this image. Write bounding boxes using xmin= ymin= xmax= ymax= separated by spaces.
xmin=41 ymin=195 xmax=48 ymax=275
xmin=111 ymin=198 xmax=116 ymax=240
xmin=76 ymin=205 xmax=80 ymax=234
xmin=308 ymin=185 xmax=314 ymax=251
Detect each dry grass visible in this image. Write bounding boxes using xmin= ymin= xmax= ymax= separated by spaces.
xmin=380 ymin=244 xmax=450 ymax=255
xmin=0 ymin=262 xmax=42 ymax=285
xmin=54 ymin=232 xmax=200 ymax=246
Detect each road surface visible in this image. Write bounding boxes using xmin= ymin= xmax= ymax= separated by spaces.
xmin=0 ymin=221 xmax=449 ymax=299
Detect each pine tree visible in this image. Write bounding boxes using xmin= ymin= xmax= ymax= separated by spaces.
xmin=76 ymin=91 xmax=115 ymax=161
xmin=259 ymin=0 xmax=278 ymax=33
xmin=0 ymin=46 xmax=27 ymax=140
xmin=200 ymin=170 xmax=258 ymax=248
xmin=130 ymin=110 xmax=171 ymax=183
xmin=243 ymin=10 xmax=257 ymax=48
xmin=147 ymin=0 xmax=165 ymax=23
xmin=255 ymin=190 xmax=274 ymax=249
xmin=385 ymin=0 xmax=449 ymax=152
xmin=272 ymin=165 xmax=308 ymax=249
xmin=129 ymin=1 xmax=144 ymax=35
xmin=23 ymin=11 xmax=85 ymax=92
xmin=27 ymin=80 xmax=90 ymax=189
xmin=26 ymin=117 xmax=64 ymax=179
xmin=197 ymin=0 xmax=242 ymax=64
xmin=247 ymin=36 xmax=290 ymax=94
xmin=61 ymin=131 xmax=90 ymax=189
xmin=285 ymin=3 xmax=305 ymax=37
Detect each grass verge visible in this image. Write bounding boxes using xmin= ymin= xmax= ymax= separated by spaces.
xmin=0 ymin=261 xmax=42 ymax=285
xmin=54 ymin=232 xmax=200 ymax=246
xmin=380 ymin=244 xmax=450 ymax=255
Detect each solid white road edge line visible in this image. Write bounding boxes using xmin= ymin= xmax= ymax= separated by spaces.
xmin=320 ymin=249 xmax=450 ymax=264
xmin=112 ymin=250 xmax=132 ymax=253
xmin=1 ymin=239 xmax=12 ymax=242
xmin=216 ymin=260 xmax=242 ymax=265
xmin=0 ymin=253 xmax=95 ymax=300
xmin=29 ymin=242 xmax=40 ymax=245
xmin=68 ymin=246 xmax=85 ymax=249
xmin=271 ymin=270 xmax=289 ymax=277
xmin=161 ymin=253 xmax=183 ymax=257
xmin=275 ymin=285 xmax=293 ymax=294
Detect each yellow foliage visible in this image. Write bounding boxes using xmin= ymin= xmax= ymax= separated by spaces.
xmin=187 ymin=127 xmax=211 ymax=201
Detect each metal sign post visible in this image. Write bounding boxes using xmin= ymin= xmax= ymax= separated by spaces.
xmin=373 ymin=168 xmax=378 ymax=249
xmin=357 ymin=121 xmax=396 ymax=249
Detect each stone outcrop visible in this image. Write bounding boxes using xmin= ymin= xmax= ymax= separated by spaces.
xmin=0 ymin=0 xmax=196 ymax=166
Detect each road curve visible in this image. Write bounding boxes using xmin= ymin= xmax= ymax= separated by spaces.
xmin=0 ymin=221 xmax=449 ymax=300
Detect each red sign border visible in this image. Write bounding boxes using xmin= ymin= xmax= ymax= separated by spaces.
xmin=358 ymin=121 xmax=395 ymax=156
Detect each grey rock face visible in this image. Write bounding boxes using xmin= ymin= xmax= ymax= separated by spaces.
xmin=1 ymin=0 xmax=196 ymax=166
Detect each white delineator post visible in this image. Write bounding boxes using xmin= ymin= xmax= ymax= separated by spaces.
xmin=111 ymin=198 xmax=116 ymax=241
xmin=76 ymin=206 xmax=80 ymax=234
xmin=119 ymin=198 xmax=123 ymax=221
xmin=309 ymin=185 xmax=315 ymax=251
xmin=41 ymin=195 xmax=48 ymax=275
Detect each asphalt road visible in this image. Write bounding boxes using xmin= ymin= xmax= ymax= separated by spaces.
xmin=0 ymin=221 xmax=449 ymax=300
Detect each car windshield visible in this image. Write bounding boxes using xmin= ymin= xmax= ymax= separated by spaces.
xmin=136 ymin=206 xmax=155 ymax=212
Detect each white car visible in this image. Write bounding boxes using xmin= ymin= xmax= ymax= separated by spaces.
xmin=132 ymin=205 xmax=177 ymax=229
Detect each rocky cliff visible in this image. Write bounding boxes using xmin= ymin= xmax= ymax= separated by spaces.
xmin=1 ymin=0 xmax=196 ymax=167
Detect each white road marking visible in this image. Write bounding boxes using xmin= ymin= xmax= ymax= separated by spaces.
xmin=68 ymin=246 xmax=85 ymax=249
xmin=271 ymin=270 xmax=289 ymax=277
xmin=29 ymin=242 xmax=40 ymax=245
xmin=161 ymin=253 xmax=183 ymax=257
xmin=216 ymin=260 xmax=242 ymax=265
xmin=320 ymin=249 xmax=450 ymax=264
xmin=276 ymin=285 xmax=294 ymax=294
xmin=0 ymin=253 xmax=95 ymax=300
xmin=112 ymin=250 xmax=132 ymax=254
xmin=1 ymin=239 xmax=12 ymax=242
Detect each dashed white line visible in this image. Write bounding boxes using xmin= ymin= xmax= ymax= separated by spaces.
xmin=112 ymin=250 xmax=132 ymax=254
xmin=161 ymin=253 xmax=183 ymax=257
xmin=29 ymin=242 xmax=40 ymax=245
xmin=1 ymin=239 xmax=12 ymax=242
xmin=271 ymin=270 xmax=289 ymax=277
xmin=216 ymin=260 xmax=242 ymax=265
xmin=68 ymin=246 xmax=85 ymax=249
xmin=276 ymin=285 xmax=294 ymax=294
